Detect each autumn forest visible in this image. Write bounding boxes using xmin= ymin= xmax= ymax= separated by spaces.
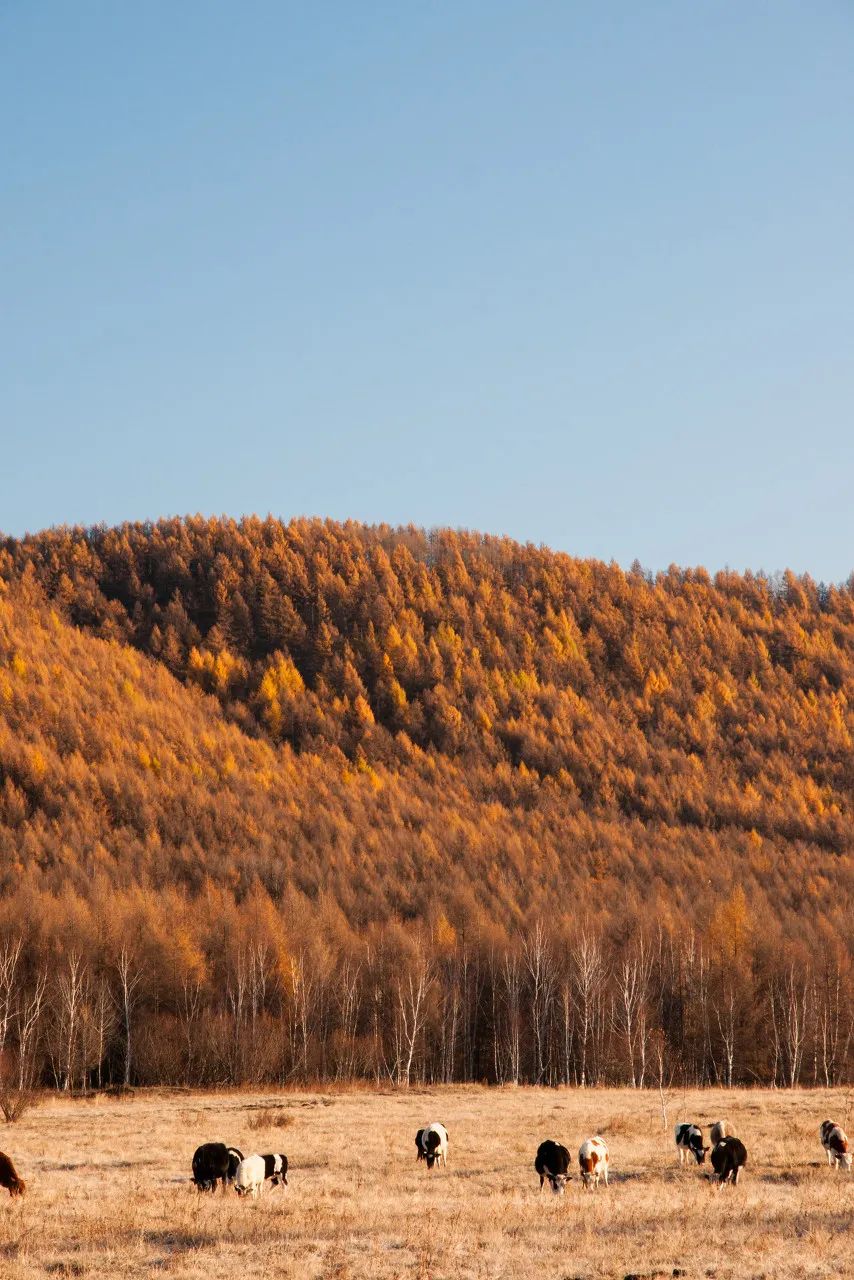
xmin=0 ymin=517 xmax=850 ymax=1094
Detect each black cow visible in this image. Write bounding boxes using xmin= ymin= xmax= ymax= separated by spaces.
xmin=675 ymin=1123 xmax=709 ymax=1165
xmin=191 ymin=1142 xmax=244 ymax=1192
xmin=711 ymin=1136 xmax=747 ymax=1187
xmin=535 ymin=1140 xmax=571 ymax=1194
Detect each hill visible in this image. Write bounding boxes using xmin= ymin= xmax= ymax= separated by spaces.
xmin=0 ymin=518 xmax=851 ymax=1088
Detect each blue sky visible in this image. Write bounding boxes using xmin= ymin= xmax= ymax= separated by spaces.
xmin=2 ymin=2 xmax=853 ymax=579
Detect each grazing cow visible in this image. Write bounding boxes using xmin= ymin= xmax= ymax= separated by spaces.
xmin=711 ymin=1136 xmax=747 ymax=1187
xmin=535 ymin=1140 xmax=571 ymax=1194
xmin=415 ymin=1123 xmax=449 ymax=1170
xmin=709 ymin=1120 xmax=729 ymax=1147
xmin=0 ymin=1153 xmax=25 ymax=1197
xmin=191 ymin=1143 xmax=243 ymax=1193
xmin=578 ymin=1137 xmax=609 ymax=1190
xmin=674 ymin=1123 xmax=709 ymax=1165
xmin=234 ymin=1153 xmax=288 ymax=1199
xmin=820 ymin=1121 xmax=852 ymax=1171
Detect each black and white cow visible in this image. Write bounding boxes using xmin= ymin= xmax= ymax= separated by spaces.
xmin=191 ymin=1143 xmax=244 ymax=1192
xmin=534 ymin=1140 xmax=571 ymax=1194
xmin=675 ymin=1123 xmax=709 ymax=1165
xmin=415 ymin=1123 xmax=449 ymax=1170
xmin=234 ymin=1153 xmax=288 ymax=1198
xmin=820 ymin=1121 xmax=852 ymax=1171
xmin=710 ymin=1136 xmax=747 ymax=1187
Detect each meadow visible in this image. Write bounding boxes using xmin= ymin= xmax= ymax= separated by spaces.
xmin=0 ymin=1086 xmax=850 ymax=1280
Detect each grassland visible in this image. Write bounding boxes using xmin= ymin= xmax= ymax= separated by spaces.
xmin=0 ymin=1086 xmax=850 ymax=1279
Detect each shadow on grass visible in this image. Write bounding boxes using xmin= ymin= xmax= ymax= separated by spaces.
xmin=39 ymin=1156 xmax=159 ymax=1172
xmin=756 ymin=1168 xmax=812 ymax=1186
xmin=144 ymin=1228 xmax=216 ymax=1253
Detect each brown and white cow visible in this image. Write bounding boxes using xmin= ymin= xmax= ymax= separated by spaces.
xmin=709 ymin=1120 xmax=729 ymax=1147
xmin=578 ymin=1137 xmax=608 ymax=1190
xmin=820 ymin=1121 xmax=852 ymax=1171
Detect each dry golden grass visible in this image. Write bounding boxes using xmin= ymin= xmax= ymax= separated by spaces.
xmin=0 ymin=1086 xmax=851 ymax=1279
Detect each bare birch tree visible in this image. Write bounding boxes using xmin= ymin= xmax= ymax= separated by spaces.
xmin=115 ymin=948 xmax=142 ymax=1088
xmin=714 ymin=985 xmax=737 ymax=1088
xmin=333 ymin=958 xmax=362 ymax=1082
xmin=50 ymin=954 xmax=88 ymax=1091
xmin=393 ymin=949 xmax=433 ymax=1087
xmin=0 ymin=940 xmax=22 ymax=1070
xmin=612 ymin=938 xmax=652 ymax=1087
xmin=572 ymin=932 xmax=606 ymax=1087
xmin=523 ymin=923 xmax=557 ymax=1084
xmin=493 ymin=948 xmax=523 ymax=1085
xmin=771 ymin=966 xmax=810 ymax=1087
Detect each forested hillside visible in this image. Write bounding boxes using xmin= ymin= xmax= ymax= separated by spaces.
xmin=0 ymin=518 xmax=851 ymax=1090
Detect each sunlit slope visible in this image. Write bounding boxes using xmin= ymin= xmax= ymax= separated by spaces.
xmin=0 ymin=519 xmax=852 ymax=948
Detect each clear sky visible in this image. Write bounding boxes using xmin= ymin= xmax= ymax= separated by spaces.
xmin=2 ymin=2 xmax=853 ymax=580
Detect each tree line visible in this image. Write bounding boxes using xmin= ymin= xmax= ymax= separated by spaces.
xmin=0 ymin=912 xmax=848 ymax=1096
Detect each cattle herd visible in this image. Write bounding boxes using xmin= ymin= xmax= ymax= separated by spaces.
xmin=534 ymin=1117 xmax=852 ymax=1194
xmin=0 ymin=1115 xmax=849 ymax=1204
xmin=191 ymin=1143 xmax=289 ymax=1198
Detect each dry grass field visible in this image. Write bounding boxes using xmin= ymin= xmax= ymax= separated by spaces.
xmin=0 ymin=1086 xmax=851 ymax=1279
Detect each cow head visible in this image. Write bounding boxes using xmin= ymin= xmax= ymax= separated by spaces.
xmin=548 ymin=1173 xmax=567 ymax=1195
